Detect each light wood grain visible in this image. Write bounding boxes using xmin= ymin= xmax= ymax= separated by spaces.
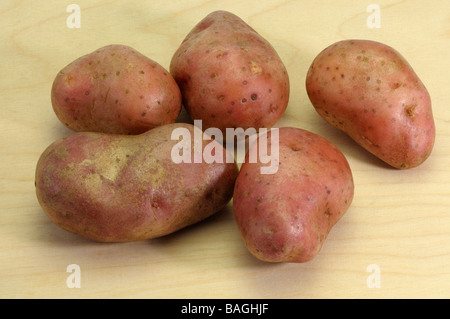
xmin=1 ymin=0 xmax=449 ymax=299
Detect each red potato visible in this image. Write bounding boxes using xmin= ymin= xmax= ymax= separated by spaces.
xmin=51 ymin=44 xmax=182 ymax=135
xmin=233 ymin=127 xmax=354 ymax=263
xmin=35 ymin=123 xmax=238 ymax=242
xmin=170 ymin=10 xmax=290 ymax=134
xmin=306 ymin=39 xmax=435 ymax=169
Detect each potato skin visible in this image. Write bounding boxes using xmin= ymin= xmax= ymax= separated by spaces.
xmin=233 ymin=127 xmax=354 ymax=263
xmin=306 ymin=39 xmax=435 ymax=169
xmin=35 ymin=123 xmax=238 ymax=242
xmin=170 ymin=10 xmax=289 ymax=134
xmin=51 ymin=44 xmax=182 ymax=135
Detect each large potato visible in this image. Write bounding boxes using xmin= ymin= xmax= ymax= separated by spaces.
xmin=233 ymin=127 xmax=354 ymax=263
xmin=35 ymin=123 xmax=238 ymax=242
xmin=51 ymin=44 xmax=182 ymax=135
xmin=306 ymin=39 xmax=435 ymax=169
xmin=170 ymin=10 xmax=289 ymax=134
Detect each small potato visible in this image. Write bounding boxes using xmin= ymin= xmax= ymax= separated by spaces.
xmin=306 ymin=39 xmax=435 ymax=169
xmin=51 ymin=44 xmax=182 ymax=135
xmin=170 ymin=10 xmax=289 ymax=134
xmin=233 ymin=127 xmax=354 ymax=263
xmin=35 ymin=123 xmax=238 ymax=242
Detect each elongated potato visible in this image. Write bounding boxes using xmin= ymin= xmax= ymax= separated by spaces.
xmin=35 ymin=123 xmax=238 ymax=242
xmin=306 ymin=39 xmax=435 ymax=169
xmin=51 ymin=44 xmax=182 ymax=135
xmin=233 ymin=127 xmax=354 ymax=263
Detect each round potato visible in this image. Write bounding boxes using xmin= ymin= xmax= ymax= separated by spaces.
xmin=51 ymin=44 xmax=182 ymax=135
xmin=233 ymin=127 xmax=354 ymax=263
xmin=170 ymin=11 xmax=290 ymax=135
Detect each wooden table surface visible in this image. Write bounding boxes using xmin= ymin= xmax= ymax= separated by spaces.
xmin=1 ymin=0 xmax=449 ymax=299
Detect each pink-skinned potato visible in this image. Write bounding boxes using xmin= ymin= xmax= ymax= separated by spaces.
xmin=306 ymin=39 xmax=435 ymax=169
xmin=35 ymin=123 xmax=238 ymax=242
xmin=170 ymin=10 xmax=289 ymax=134
xmin=233 ymin=127 xmax=354 ymax=263
xmin=51 ymin=44 xmax=182 ymax=135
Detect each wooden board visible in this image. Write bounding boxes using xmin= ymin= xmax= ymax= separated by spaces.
xmin=1 ymin=0 xmax=449 ymax=299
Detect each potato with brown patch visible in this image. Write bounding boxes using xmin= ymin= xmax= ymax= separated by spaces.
xmin=35 ymin=123 xmax=238 ymax=242
xmin=51 ymin=44 xmax=182 ymax=134
xmin=170 ymin=10 xmax=290 ymax=135
xmin=306 ymin=39 xmax=435 ymax=169
xmin=233 ymin=127 xmax=354 ymax=263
